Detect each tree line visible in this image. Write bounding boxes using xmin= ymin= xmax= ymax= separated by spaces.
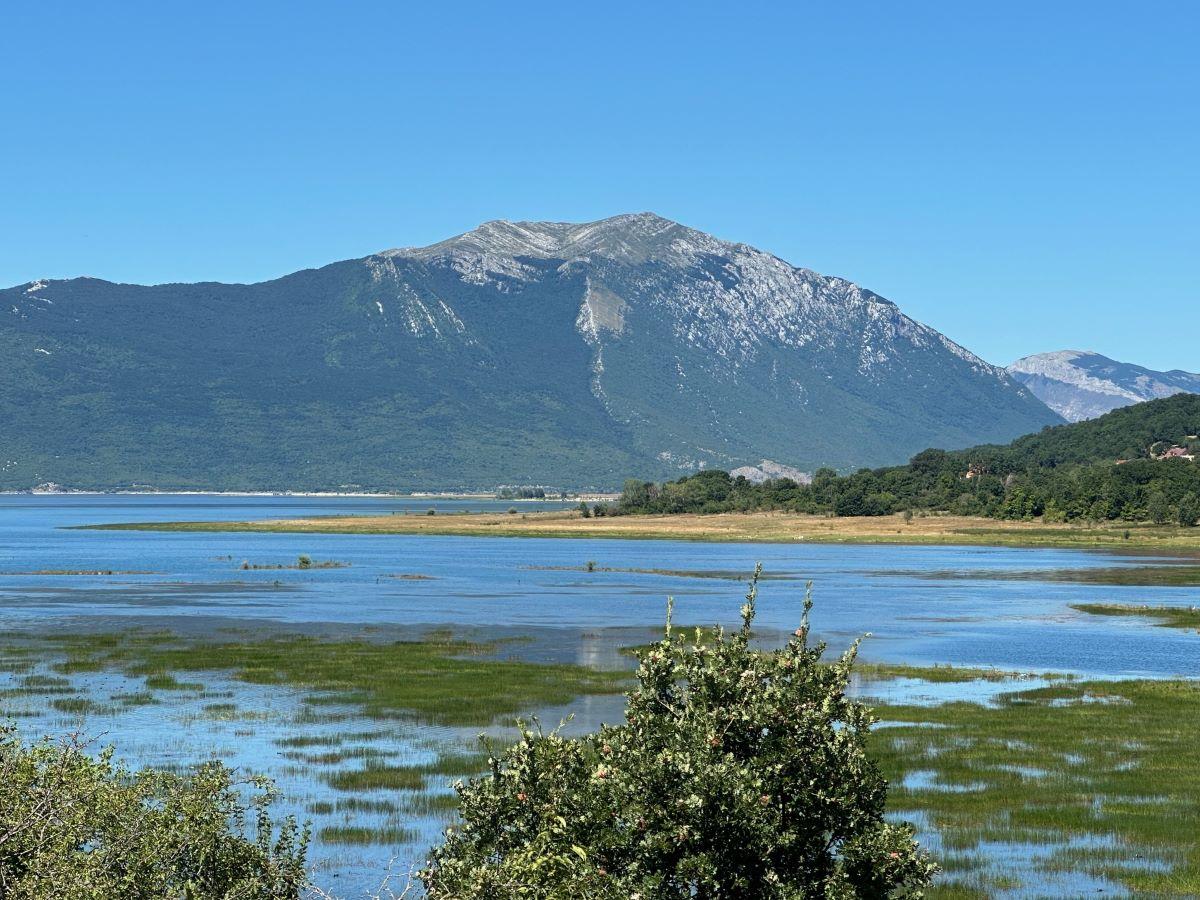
xmin=615 ymin=394 xmax=1200 ymax=525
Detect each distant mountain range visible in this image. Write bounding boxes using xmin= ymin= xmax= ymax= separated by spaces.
xmin=1 ymin=213 xmax=1060 ymax=491
xmin=1009 ymin=351 xmax=1200 ymax=423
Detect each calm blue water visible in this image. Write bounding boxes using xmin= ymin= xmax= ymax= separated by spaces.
xmin=2 ymin=494 xmax=1198 ymax=677
xmin=2 ymin=495 xmax=1198 ymax=895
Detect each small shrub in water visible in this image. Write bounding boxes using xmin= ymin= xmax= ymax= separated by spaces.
xmin=422 ymin=567 xmax=937 ymax=898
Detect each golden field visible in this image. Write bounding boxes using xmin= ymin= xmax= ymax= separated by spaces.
xmin=89 ymin=509 xmax=1200 ymax=553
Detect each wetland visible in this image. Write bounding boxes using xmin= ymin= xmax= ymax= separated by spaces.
xmin=3 ymin=494 xmax=1199 ymax=897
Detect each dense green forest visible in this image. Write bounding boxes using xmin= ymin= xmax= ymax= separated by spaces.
xmin=617 ymin=394 xmax=1200 ymax=525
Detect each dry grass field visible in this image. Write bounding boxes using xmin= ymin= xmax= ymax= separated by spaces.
xmin=89 ymin=509 xmax=1200 ymax=553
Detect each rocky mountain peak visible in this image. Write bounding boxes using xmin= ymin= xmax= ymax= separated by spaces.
xmin=1009 ymin=351 xmax=1200 ymax=421
xmin=391 ymin=212 xmax=730 ymax=267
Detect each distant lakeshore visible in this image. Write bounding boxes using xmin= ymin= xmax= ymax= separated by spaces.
xmin=7 ymin=489 xmax=617 ymax=500
xmin=80 ymin=509 xmax=1200 ymax=554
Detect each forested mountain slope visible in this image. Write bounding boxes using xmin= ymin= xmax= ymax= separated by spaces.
xmin=1 ymin=214 xmax=1059 ymax=491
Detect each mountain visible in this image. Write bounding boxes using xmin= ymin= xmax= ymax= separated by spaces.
xmin=0 ymin=213 xmax=1060 ymax=492
xmin=1009 ymin=350 xmax=1200 ymax=423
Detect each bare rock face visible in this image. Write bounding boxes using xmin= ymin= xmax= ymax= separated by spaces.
xmin=730 ymin=461 xmax=813 ymax=485
xmin=0 ymin=214 xmax=1059 ymax=491
xmin=1009 ymin=351 xmax=1200 ymax=422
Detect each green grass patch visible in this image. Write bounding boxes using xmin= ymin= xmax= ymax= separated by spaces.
xmin=11 ymin=630 xmax=628 ymax=727
xmin=1071 ymin=603 xmax=1200 ymax=630
xmin=50 ymin=697 xmax=96 ymax=714
xmin=111 ymin=692 xmax=158 ymax=706
xmin=878 ymin=564 xmax=1200 ymax=586
xmin=324 ymin=762 xmax=426 ymax=792
xmin=276 ymin=734 xmax=343 ymax=748
xmin=398 ymin=791 xmax=460 ymax=815
xmin=317 ymin=825 xmax=417 ymax=846
xmin=854 ymin=662 xmax=1062 ymax=683
xmin=335 ymin=797 xmax=400 ymax=814
xmin=323 ymin=751 xmax=489 ymax=792
xmin=143 ymin=673 xmax=205 ymax=691
xmin=870 ymin=678 xmax=1200 ymax=895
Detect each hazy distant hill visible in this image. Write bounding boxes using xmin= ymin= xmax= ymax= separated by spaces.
xmin=1 ymin=213 xmax=1059 ymax=491
xmin=1009 ymin=350 xmax=1200 ymax=422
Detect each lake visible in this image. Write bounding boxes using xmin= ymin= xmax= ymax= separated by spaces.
xmin=2 ymin=494 xmax=1198 ymax=895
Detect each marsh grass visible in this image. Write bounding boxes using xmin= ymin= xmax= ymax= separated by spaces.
xmin=854 ymin=662 xmax=1065 ymax=684
xmin=397 ymin=791 xmax=460 ymax=815
xmin=877 ymin=565 xmax=1200 ymax=587
xmin=111 ymin=691 xmax=157 ymax=706
xmin=325 ymin=763 xmax=426 ymax=792
xmin=143 ymin=673 xmax=206 ymax=691
xmin=318 ymin=825 xmax=418 ymax=846
xmin=277 ymin=734 xmax=343 ymax=749
xmin=50 ymin=697 xmax=96 ymax=714
xmin=9 ymin=621 xmax=1195 ymax=893
xmin=871 ymin=678 xmax=1200 ymax=896
xmin=22 ymin=631 xmax=628 ymax=727
xmin=525 ymin=565 xmax=798 ymax=580
xmin=324 ymin=751 xmax=489 ymax=792
xmin=335 ymin=798 xmax=401 ymax=814
xmin=238 ymin=558 xmax=349 ymax=570
xmin=1071 ymin=602 xmax=1200 ymax=630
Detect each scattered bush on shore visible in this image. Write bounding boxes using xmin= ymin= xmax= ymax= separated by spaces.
xmin=0 ymin=727 xmax=307 ymax=899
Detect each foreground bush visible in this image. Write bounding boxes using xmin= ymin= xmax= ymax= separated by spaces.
xmin=423 ymin=569 xmax=937 ymax=898
xmin=0 ymin=728 xmax=307 ymax=899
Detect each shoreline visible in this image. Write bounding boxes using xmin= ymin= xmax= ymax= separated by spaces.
xmin=4 ymin=490 xmax=616 ymax=501
xmin=77 ymin=510 xmax=1200 ymax=554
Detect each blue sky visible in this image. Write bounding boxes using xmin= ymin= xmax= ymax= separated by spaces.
xmin=2 ymin=1 xmax=1196 ymax=369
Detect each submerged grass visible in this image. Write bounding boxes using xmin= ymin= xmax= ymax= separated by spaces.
xmin=1071 ymin=602 xmax=1200 ymax=630
xmin=853 ymin=662 xmax=1058 ymax=684
xmin=525 ymin=565 xmax=798 ymax=580
xmin=876 ymin=564 xmax=1200 ymax=587
xmin=325 ymin=751 xmax=490 ymax=792
xmin=871 ymin=677 xmax=1200 ymax=896
xmin=5 ymin=630 xmax=629 ymax=728
xmin=0 ymin=569 xmax=160 ymax=576
xmin=317 ymin=825 xmax=417 ymax=846
xmin=6 ymin=620 xmax=1196 ymax=893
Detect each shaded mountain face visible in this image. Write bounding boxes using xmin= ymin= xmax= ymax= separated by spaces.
xmin=1009 ymin=351 xmax=1200 ymax=423
xmin=1 ymin=213 xmax=1059 ymax=491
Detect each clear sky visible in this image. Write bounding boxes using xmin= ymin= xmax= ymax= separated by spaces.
xmin=2 ymin=1 xmax=1196 ymax=370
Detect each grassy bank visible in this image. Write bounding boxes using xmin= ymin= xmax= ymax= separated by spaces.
xmin=6 ymin=629 xmax=628 ymax=727
xmin=0 ymin=627 xmax=632 ymax=864
xmin=869 ymin=676 xmax=1200 ymax=897
xmin=82 ymin=509 xmax=1200 ymax=552
xmin=4 ymin=627 xmax=1200 ymax=894
xmin=1071 ymin=602 xmax=1200 ymax=631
